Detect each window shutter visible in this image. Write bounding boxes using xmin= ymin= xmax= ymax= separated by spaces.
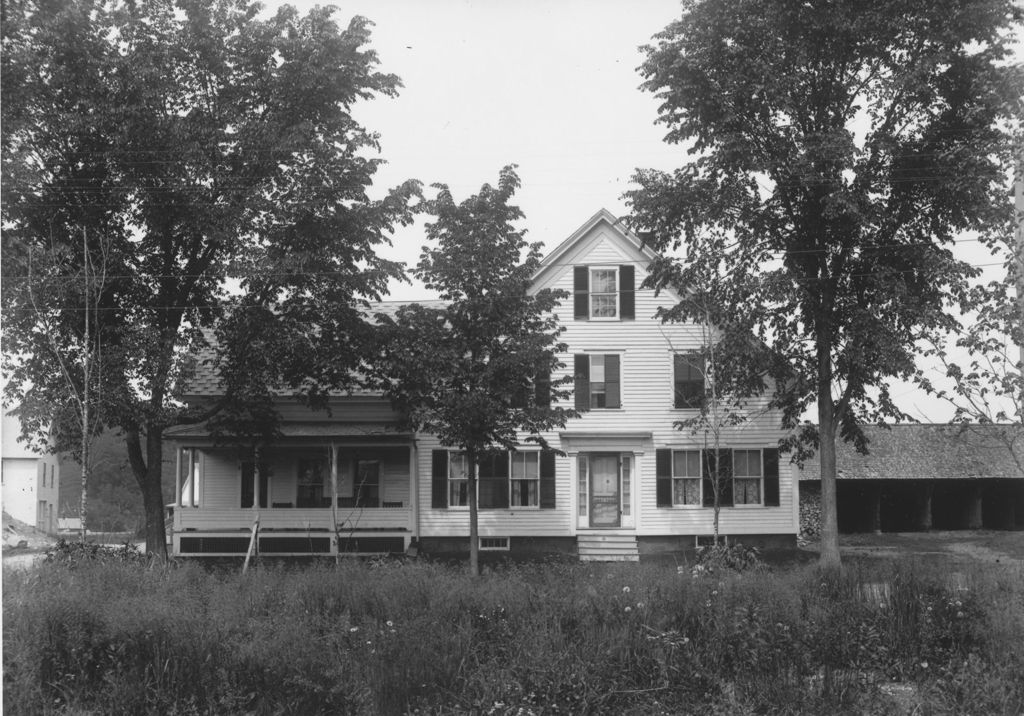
xmin=656 ymin=449 xmax=672 ymax=507
xmin=574 ymin=354 xmax=590 ymax=410
xmin=573 ymin=266 xmax=589 ymax=320
xmin=534 ymin=364 xmax=551 ymax=407
xmin=673 ymin=354 xmax=684 ymax=409
xmin=241 ymin=462 xmax=253 ymax=508
xmin=619 ymin=265 xmax=635 ymax=320
xmin=539 ymin=449 xmax=556 ymax=509
xmin=431 ymin=450 xmax=448 ymax=508
xmin=605 ymin=354 xmax=621 ymax=408
xmin=763 ymin=448 xmax=780 ymax=507
xmin=702 ymin=449 xmax=733 ymax=507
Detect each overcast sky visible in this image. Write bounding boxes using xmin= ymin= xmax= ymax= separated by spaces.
xmin=275 ymin=0 xmax=1017 ymax=422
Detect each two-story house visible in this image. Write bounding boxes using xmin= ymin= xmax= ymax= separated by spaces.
xmin=165 ymin=210 xmax=798 ymax=560
xmin=2 ymin=410 xmax=60 ymax=535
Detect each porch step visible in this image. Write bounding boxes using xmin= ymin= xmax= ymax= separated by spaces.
xmin=577 ymin=532 xmax=639 ymax=562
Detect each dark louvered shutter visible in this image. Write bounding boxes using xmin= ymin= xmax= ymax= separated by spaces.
xmin=431 ymin=450 xmax=448 ymax=508
xmin=573 ymin=266 xmax=589 ymax=320
xmin=574 ymin=354 xmax=590 ymax=410
xmin=656 ymin=449 xmax=672 ymax=507
xmin=619 ymin=265 xmax=635 ymax=320
xmin=703 ymin=449 xmax=733 ymax=507
xmin=539 ymin=449 xmax=556 ymax=509
xmin=534 ymin=365 xmax=551 ymax=407
xmin=605 ymin=354 xmax=621 ymax=408
xmin=763 ymin=448 xmax=780 ymax=507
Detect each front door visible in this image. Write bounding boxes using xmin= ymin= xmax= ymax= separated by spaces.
xmin=589 ymin=454 xmax=621 ymax=528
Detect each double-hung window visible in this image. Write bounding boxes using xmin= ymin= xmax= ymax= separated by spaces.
xmin=353 ymin=460 xmax=381 ymax=507
xmin=448 ymin=453 xmax=470 ymax=507
xmin=297 ymin=457 xmax=328 ymax=507
xmin=510 ymin=452 xmax=540 ymax=507
xmin=732 ymin=449 xmax=763 ymax=505
xmin=590 ymin=267 xmax=618 ymax=318
xmin=574 ymin=353 xmax=621 ymax=409
xmin=673 ymin=352 xmax=705 ymax=409
xmin=573 ymin=264 xmax=635 ymax=320
xmin=672 ymin=450 xmax=702 ymax=505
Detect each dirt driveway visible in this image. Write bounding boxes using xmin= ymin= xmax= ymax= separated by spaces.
xmin=802 ymin=530 xmax=1024 ymax=568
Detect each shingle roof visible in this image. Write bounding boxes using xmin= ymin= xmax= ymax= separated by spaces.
xmin=798 ymin=424 xmax=1023 ymax=480
xmin=165 ymin=422 xmax=410 ymax=439
xmin=182 ymin=300 xmax=448 ymax=397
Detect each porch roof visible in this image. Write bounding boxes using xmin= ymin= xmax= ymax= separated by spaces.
xmin=165 ymin=422 xmax=412 ymax=441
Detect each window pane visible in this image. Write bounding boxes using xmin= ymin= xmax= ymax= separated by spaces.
xmin=591 ymin=354 xmax=605 ymax=382
xmin=672 ymin=450 xmax=700 ymax=477
xmin=734 ymin=450 xmax=761 ymax=478
xmin=735 ymin=477 xmax=761 ymax=504
xmin=591 ymin=269 xmax=616 ymax=293
xmin=673 ymin=478 xmax=701 ymax=505
xmin=449 ymin=479 xmax=469 ymax=507
xmin=449 ymin=454 xmax=466 ymax=480
xmin=591 ymin=294 xmax=616 ymax=317
xmin=525 ymin=454 xmax=538 ymax=479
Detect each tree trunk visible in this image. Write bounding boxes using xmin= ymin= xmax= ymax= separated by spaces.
xmin=125 ymin=425 xmax=169 ymax=560
xmin=817 ymin=382 xmax=841 ymax=569
xmin=467 ymin=448 xmax=479 ymax=576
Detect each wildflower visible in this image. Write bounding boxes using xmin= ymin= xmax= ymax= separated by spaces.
xmin=625 ymin=606 xmax=632 ymax=613
xmin=623 ymin=586 xmax=631 ymax=593
xmin=636 ymin=602 xmax=644 ymax=609
xmin=920 ymin=661 xmax=929 ymax=669
xmin=711 ymin=590 xmax=718 ymax=596
xmin=704 ymin=600 xmax=712 ymax=608
xmin=954 ymin=600 xmax=962 ymax=608
xmin=349 ymin=627 xmax=359 ymax=633
xmin=386 ymin=620 xmax=394 ymax=628
xmin=957 ymin=611 xmax=964 ymax=619
xmin=681 ymin=636 xmax=690 ymax=645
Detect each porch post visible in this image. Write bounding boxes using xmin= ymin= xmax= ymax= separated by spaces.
xmin=188 ymin=449 xmax=196 ymax=507
xmin=330 ymin=444 xmax=339 ymax=561
xmin=253 ymin=446 xmax=261 ymax=511
xmin=175 ymin=447 xmax=182 ymax=508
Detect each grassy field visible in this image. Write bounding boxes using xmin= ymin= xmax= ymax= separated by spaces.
xmin=4 ymin=538 xmax=1024 ymax=715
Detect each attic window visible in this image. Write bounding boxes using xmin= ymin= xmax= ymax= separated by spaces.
xmin=590 ymin=268 xmax=618 ymax=318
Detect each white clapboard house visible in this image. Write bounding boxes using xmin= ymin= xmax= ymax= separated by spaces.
xmin=165 ymin=210 xmax=798 ymax=560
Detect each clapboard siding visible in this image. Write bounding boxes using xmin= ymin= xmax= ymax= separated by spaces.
xmin=417 ymin=434 xmax=573 ymax=537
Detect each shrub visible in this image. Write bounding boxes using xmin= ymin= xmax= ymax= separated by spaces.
xmin=689 ymin=542 xmax=768 ymax=577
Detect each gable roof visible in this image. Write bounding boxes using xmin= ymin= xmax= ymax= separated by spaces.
xmin=798 ymin=424 xmax=1023 ymax=480
xmin=530 ymin=209 xmax=671 ymax=294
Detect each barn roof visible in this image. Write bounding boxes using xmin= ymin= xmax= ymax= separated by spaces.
xmin=798 ymin=424 xmax=1023 ymax=481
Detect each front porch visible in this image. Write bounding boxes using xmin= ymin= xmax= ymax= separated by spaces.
xmin=167 ymin=427 xmax=417 ymax=557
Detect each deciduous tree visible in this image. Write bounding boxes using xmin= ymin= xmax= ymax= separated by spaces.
xmin=374 ymin=166 xmax=576 ymax=575
xmin=628 ymin=0 xmax=1022 ymax=567
xmin=2 ymin=0 xmax=418 ymax=557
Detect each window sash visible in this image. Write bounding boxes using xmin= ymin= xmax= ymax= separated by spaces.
xmin=674 ymin=353 xmax=705 ymax=409
xmin=590 ymin=268 xmax=618 ymax=318
xmin=296 ymin=457 xmax=328 ymax=508
xmin=671 ymin=449 xmax=702 ymax=505
xmin=510 ymin=453 xmax=539 ymax=507
xmin=732 ymin=449 xmax=763 ymax=505
xmin=353 ymin=460 xmax=380 ymax=508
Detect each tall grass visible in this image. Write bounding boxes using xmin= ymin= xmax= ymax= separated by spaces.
xmin=4 ymin=554 xmax=1023 ymax=715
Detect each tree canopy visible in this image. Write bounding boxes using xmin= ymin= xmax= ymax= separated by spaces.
xmin=374 ymin=165 xmax=576 ymax=574
xmin=627 ymin=0 xmax=1022 ymax=567
xmin=1 ymin=0 xmax=418 ymax=556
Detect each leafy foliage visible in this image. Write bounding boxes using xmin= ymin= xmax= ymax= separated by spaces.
xmin=627 ymin=0 xmax=1023 ymax=566
xmin=374 ymin=165 xmax=577 ymax=573
xmin=1 ymin=0 xmax=418 ymax=555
